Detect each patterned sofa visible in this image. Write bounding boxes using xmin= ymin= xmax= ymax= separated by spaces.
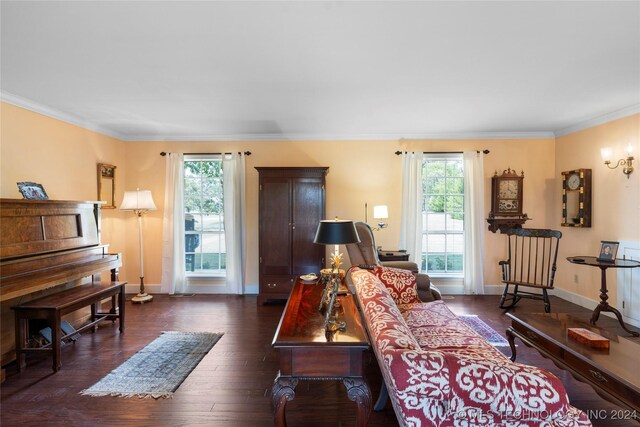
xmin=349 ymin=266 xmax=591 ymax=427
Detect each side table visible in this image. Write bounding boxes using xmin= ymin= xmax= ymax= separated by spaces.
xmin=271 ymin=277 xmax=372 ymax=426
xmin=377 ymin=250 xmax=409 ymax=262
xmin=567 ymin=256 xmax=640 ymax=336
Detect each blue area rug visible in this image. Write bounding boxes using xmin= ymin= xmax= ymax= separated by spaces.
xmin=459 ymin=315 xmax=510 ymax=347
xmin=81 ymin=331 xmax=223 ymax=399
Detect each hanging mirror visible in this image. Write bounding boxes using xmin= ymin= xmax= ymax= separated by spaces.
xmin=97 ymin=163 xmax=117 ymax=208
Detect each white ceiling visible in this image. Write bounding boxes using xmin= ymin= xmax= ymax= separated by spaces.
xmin=1 ymin=1 xmax=639 ymax=141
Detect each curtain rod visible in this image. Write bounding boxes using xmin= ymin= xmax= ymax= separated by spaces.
xmin=395 ymin=149 xmax=490 ymax=155
xmin=160 ymin=151 xmax=252 ymax=156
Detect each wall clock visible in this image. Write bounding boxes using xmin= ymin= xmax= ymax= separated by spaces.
xmin=487 ymin=168 xmax=529 ymax=233
xmin=491 ymin=168 xmax=524 ymax=217
xmin=562 ymin=168 xmax=591 ymax=228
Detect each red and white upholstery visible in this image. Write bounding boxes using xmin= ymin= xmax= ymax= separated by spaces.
xmin=350 ymin=266 xmax=591 ymax=427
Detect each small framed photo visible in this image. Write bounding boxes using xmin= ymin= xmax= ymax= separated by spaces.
xmin=597 ymin=241 xmax=619 ymax=262
xmin=17 ymin=182 xmax=49 ymax=200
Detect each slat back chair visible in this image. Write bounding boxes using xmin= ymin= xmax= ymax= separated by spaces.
xmin=499 ymin=228 xmax=562 ymax=313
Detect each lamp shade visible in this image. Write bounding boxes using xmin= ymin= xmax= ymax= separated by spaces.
xmin=120 ymin=189 xmax=157 ymax=211
xmin=313 ymin=220 xmax=361 ymax=245
xmin=373 ymin=205 xmax=389 ymax=219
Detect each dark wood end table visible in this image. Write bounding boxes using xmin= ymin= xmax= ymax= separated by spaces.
xmin=377 ymin=250 xmax=409 ymax=262
xmin=567 ymin=256 xmax=640 ymax=336
xmin=271 ymin=278 xmax=372 ymax=426
xmin=506 ymin=311 xmax=640 ymax=413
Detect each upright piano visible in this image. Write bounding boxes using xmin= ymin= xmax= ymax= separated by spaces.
xmin=0 ymin=199 xmax=123 ymax=375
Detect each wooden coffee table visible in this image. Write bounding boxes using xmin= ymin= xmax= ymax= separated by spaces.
xmin=271 ymin=278 xmax=372 ymax=426
xmin=506 ymin=311 xmax=640 ymax=413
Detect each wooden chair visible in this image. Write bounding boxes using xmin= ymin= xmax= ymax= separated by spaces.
xmin=499 ymin=228 xmax=562 ymax=313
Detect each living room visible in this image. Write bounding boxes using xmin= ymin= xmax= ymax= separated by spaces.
xmin=1 ymin=1 xmax=639 ymax=426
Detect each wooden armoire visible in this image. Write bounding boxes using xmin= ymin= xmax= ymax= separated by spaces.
xmin=256 ymin=167 xmax=328 ymax=304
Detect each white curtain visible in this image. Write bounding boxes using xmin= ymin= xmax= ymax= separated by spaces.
xmin=161 ymin=153 xmax=186 ymax=294
xmin=223 ymin=153 xmax=247 ymax=294
xmin=463 ymin=151 xmax=485 ymax=295
xmin=400 ymin=151 xmax=424 ymax=268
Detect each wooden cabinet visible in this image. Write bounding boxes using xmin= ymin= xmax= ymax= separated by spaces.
xmin=256 ymin=167 xmax=328 ymax=304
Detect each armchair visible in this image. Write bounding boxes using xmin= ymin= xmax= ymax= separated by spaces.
xmin=345 ymin=221 xmax=440 ymax=301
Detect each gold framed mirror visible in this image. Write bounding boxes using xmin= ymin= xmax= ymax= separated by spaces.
xmin=97 ymin=163 xmax=117 ymax=208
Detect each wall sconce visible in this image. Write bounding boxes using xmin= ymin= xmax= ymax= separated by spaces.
xmin=373 ymin=205 xmax=388 ymax=231
xmin=601 ymin=145 xmax=634 ymax=178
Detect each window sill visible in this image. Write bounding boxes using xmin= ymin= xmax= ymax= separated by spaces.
xmin=426 ymin=274 xmax=463 ymax=282
xmin=186 ymin=274 xmax=226 ymax=282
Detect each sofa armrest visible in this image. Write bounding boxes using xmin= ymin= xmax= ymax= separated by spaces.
xmin=416 ymin=273 xmax=441 ymax=302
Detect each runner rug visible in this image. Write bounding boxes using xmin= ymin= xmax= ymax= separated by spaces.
xmin=81 ymin=331 xmax=223 ymax=399
xmin=458 ymin=314 xmax=510 ymax=347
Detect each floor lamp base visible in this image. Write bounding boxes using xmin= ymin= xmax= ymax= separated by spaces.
xmin=131 ymin=292 xmax=153 ymax=304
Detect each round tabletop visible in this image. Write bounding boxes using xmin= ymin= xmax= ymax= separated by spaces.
xmin=567 ymin=256 xmax=640 ymax=268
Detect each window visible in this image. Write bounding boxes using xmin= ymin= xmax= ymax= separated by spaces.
xmin=183 ymin=156 xmax=225 ymax=275
xmin=421 ymin=154 xmax=464 ymax=276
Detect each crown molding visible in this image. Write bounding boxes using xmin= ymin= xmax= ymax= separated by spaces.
xmin=2 ymin=91 xmax=636 ymax=142
xmin=0 ymin=91 xmax=126 ymax=141
xmin=122 ymin=131 xmax=556 ymax=142
xmin=554 ymin=104 xmax=640 ymax=137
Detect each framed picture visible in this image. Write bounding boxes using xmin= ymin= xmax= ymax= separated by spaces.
xmin=597 ymin=241 xmax=619 ymax=262
xmin=17 ymin=181 xmax=49 ymax=200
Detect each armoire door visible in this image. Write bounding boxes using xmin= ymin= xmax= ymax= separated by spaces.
xmin=259 ymin=177 xmax=292 ymax=276
xmin=292 ymin=177 xmax=325 ymax=275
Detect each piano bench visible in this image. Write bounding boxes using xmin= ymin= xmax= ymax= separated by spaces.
xmin=11 ymin=281 xmax=126 ymax=372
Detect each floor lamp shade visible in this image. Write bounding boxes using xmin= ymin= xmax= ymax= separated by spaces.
xmin=120 ymin=189 xmax=157 ymax=212
xmin=313 ymin=220 xmax=361 ymax=245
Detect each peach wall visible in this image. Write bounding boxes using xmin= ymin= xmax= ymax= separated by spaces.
xmin=555 ymin=113 xmax=640 ymax=303
xmin=0 ymin=102 xmax=128 ymax=273
xmin=5 ymin=100 xmax=635 ymax=304
xmin=123 ymin=137 xmax=555 ymax=291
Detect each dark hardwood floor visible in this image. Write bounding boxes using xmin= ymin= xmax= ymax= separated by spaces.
xmin=1 ymin=293 xmax=638 ymax=426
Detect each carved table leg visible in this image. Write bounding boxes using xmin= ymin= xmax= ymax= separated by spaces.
xmin=343 ymin=377 xmax=372 ymax=427
xmin=506 ymin=327 xmax=517 ymax=362
xmin=272 ymin=375 xmax=298 ymax=427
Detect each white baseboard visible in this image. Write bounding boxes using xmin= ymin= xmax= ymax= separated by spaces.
xmin=125 ymin=283 xmax=259 ymax=295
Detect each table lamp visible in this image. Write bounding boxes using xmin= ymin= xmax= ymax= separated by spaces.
xmin=121 ymin=189 xmax=157 ymax=304
xmin=313 ymin=219 xmax=360 ymax=331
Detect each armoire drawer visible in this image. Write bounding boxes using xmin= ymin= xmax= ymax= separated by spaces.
xmin=260 ymin=276 xmax=296 ymax=294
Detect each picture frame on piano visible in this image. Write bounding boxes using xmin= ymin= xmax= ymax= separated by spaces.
xmin=17 ymin=181 xmax=49 ymax=200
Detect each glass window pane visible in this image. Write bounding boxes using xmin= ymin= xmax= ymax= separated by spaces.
xmin=426 ymin=213 xmax=446 ymax=231
xmin=446 ymin=196 xmax=464 ymax=212
xmin=201 ymin=233 xmax=225 ymax=254
xmin=202 ymin=214 xmax=224 ymax=232
xmin=447 ymin=254 xmax=463 ymax=272
xmin=447 ymin=213 xmax=464 ymax=231
xmin=446 ymin=178 xmax=464 ymax=195
xmin=427 ymin=255 xmax=446 ymax=272
xmin=446 ymin=161 xmax=463 ymax=177
xmin=184 ymin=161 xmax=201 ymax=177
xmin=184 ymin=231 xmax=200 ymax=252
xmin=426 ymin=178 xmax=444 ymax=195
xmin=184 ymin=177 xmax=202 ymax=213
xmin=426 ymin=196 xmax=444 ymax=213
xmin=446 ymin=234 xmax=465 ymax=252
xmin=426 ymin=161 xmax=445 ymax=177
xmin=427 ymin=234 xmax=446 ymax=252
